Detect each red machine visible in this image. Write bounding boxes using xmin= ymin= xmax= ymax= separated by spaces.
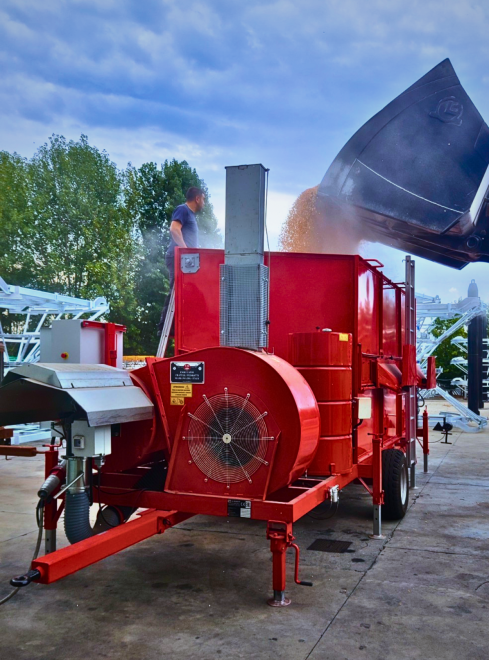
xmin=0 ymin=165 xmax=435 ymax=607
xmin=0 ymin=249 xmax=434 ymax=606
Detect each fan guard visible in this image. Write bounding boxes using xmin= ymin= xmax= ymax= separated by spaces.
xmin=186 ymin=388 xmax=274 ymax=485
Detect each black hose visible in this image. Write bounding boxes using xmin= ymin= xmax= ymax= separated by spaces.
xmin=64 ymin=491 xmax=94 ymax=545
xmin=64 ymin=489 xmax=125 ymax=543
xmin=65 ymin=458 xmax=167 ymax=544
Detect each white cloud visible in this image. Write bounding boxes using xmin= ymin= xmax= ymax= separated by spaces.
xmin=2 ymin=0 xmax=489 ymax=308
xmin=264 ymin=190 xmax=297 ymax=249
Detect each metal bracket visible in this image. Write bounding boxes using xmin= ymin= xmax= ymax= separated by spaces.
xmin=181 ymin=253 xmax=200 ymax=274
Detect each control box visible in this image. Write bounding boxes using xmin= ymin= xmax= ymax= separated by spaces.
xmin=40 ymin=319 xmax=124 ymax=367
xmin=72 ymin=420 xmax=112 ymax=458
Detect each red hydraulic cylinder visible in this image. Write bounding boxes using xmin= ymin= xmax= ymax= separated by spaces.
xmin=32 ymin=510 xmax=193 ymax=584
xmin=271 ymin=537 xmax=287 ymax=592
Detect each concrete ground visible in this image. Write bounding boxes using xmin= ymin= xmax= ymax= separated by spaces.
xmin=1 ymin=401 xmax=489 ymax=660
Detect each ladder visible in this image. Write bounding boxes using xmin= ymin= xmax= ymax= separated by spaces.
xmin=405 ymin=256 xmax=417 ymax=487
xmin=156 ymin=286 xmax=175 ymax=358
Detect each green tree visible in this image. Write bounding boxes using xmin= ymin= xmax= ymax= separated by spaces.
xmin=26 ymin=135 xmax=136 ymax=303
xmin=160 ymin=159 xmax=221 ymax=247
xmin=0 ymin=138 xmax=221 ymax=357
xmin=431 ymin=317 xmax=468 ymax=383
xmin=124 ymin=159 xmax=221 ymax=355
xmin=0 ymin=151 xmax=32 ymax=285
xmin=0 ymin=135 xmax=139 ymax=341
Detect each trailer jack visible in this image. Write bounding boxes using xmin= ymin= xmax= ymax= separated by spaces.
xmin=266 ymin=521 xmax=313 ymax=607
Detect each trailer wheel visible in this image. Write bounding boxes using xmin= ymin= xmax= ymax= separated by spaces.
xmin=382 ymin=449 xmax=409 ymax=520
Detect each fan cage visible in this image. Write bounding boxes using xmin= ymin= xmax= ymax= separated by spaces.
xmin=186 ymin=389 xmax=273 ymax=485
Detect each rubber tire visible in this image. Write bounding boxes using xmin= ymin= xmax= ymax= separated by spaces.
xmin=382 ymin=449 xmax=409 ymax=520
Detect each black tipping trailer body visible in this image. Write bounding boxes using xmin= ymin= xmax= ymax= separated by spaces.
xmin=319 ymin=59 xmax=489 ymax=269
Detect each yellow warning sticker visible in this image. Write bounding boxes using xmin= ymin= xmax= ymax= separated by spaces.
xmin=170 ymin=397 xmax=185 ymax=406
xmin=171 ymin=384 xmax=192 ymax=397
xmin=339 ymin=333 xmax=349 ymax=342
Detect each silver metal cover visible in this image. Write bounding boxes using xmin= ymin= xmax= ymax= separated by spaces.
xmin=68 ymin=386 xmax=154 ymax=426
xmin=0 ymin=375 xmax=154 ymax=427
xmin=219 ymin=263 xmax=269 ymax=350
xmin=2 ymin=363 xmax=132 ymax=389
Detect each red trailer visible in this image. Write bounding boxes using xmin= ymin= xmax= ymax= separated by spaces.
xmin=0 ymin=247 xmax=434 ymax=606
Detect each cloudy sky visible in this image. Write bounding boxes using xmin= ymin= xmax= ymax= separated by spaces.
xmin=1 ymin=0 xmax=489 ymax=302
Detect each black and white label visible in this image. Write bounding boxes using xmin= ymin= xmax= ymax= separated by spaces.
xmin=227 ymin=499 xmax=251 ymax=518
xmin=170 ymin=361 xmax=205 ymax=384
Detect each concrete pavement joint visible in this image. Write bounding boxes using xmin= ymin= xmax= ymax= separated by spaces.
xmin=383 ymin=545 xmax=489 ymax=557
xmin=303 ymin=432 xmax=464 ymax=658
xmin=303 ymin=569 xmax=369 ymax=660
xmin=0 ymin=529 xmax=39 ymax=545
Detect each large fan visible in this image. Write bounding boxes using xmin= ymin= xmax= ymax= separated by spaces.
xmin=186 ymin=388 xmax=274 ymax=485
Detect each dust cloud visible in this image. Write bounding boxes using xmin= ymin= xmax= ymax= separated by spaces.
xmin=278 ymin=185 xmax=408 ymax=285
xmin=279 ymin=186 xmax=370 ymax=255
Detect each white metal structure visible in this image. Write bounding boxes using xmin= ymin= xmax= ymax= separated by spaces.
xmin=416 ymin=285 xmax=487 ymax=370
xmin=416 ymin=281 xmax=488 ymax=431
xmin=0 ymin=276 xmax=109 ymax=368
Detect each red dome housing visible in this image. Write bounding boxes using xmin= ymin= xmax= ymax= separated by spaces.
xmin=151 ymin=347 xmax=320 ymax=498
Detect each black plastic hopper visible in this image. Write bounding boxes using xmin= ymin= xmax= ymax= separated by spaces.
xmin=319 ymin=59 xmax=489 ymax=268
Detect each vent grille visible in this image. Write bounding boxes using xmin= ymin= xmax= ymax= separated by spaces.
xmin=219 ymin=264 xmax=269 ymax=350
xmin=186 ymin=389 xmax=273 ymax=485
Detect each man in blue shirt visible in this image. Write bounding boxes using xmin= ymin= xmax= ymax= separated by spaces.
xmin=158 ymin=187 xmax=205 ymax=336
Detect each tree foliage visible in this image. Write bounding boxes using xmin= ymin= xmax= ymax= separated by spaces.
xmin=0 ymin=136 xmax=221 ymax=356
xmin=0 ymin=151 xmax=31 ymax=285
xmin=123 ymin=158 xmax=221 ymax=354
xmin=27 ymin=136 xmax=135 ymax=302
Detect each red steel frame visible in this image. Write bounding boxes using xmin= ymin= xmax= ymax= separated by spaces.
xmin=81 ymin=320 xmax=126 ymax=367
xmin=7 ymin=250 xmax=427 ymax=605
xmin=30 ymin=430 xmax=402 ymax=598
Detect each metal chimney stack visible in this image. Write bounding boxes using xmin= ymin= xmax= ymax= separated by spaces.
xmin=220 ymin=164 xmax=269 ymax=350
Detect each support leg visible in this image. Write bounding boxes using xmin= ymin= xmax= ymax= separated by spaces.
xmin=373 ymin=504 xmax=382 ymax=537
xmin=370 ymin=435 xmax=385 ymax=539
xmin=410 ymin=462 xmax=416 ymax=489
xmin=422 ymin=408 xmax=429 ymax=474
xmin=45 ymin=529 xmax=56 ymax=554
xmin=43 ymin=445 xmax=60 ymax=555
xmin=267 ymin=522 xmax=292 ymax=607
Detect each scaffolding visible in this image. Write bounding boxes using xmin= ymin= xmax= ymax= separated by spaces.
xmin=416 ymin=288 xmax=486 ymax=369
xmin=416 ymin=281 xmax=488 ymax=431
xmin=0 ymin=276 xmax=109 ymax=369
